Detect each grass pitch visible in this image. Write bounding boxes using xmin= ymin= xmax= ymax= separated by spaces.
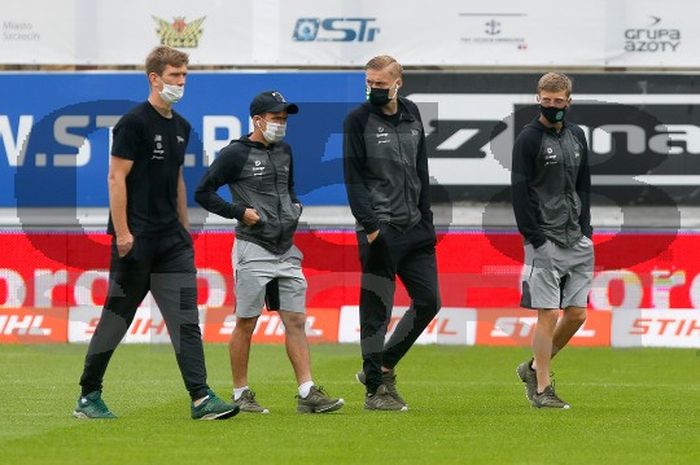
xmin=0 ymin=344 xmax=698 ymax=465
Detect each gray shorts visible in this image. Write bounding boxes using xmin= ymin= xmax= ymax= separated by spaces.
xmin=232 ymin=239 xmax=307 ymax=318
xmin=520 ymin=236 xmax=594 ymax=310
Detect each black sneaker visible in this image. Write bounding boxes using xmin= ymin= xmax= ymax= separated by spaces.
xmin=516 ymin=359 xmax=537 ymax=404
xmin=356 ymin=369 xmax=407 ymax=407
xmin=532 ymin=385 xmax=570 ymax=409
xmin=364 ymin=384 xmax=408 ymax=411
xmin=233 ymin=389 xmax=270 ymax=414
xmin=296 ymin=386 xmax=344 ymax=413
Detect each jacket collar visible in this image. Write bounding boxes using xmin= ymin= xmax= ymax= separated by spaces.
xmin=364 ymin=96 xmax=416 ymax=123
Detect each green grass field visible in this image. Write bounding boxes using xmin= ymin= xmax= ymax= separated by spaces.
xmin=0 ymin=344 xmax=698 ymax=465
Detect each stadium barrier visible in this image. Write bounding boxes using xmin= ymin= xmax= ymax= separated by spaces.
xmin=1 ymin=230 xmax=698 ymax=348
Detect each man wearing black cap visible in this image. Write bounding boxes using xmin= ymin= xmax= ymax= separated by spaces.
xmin=195 ymin=91 xmax=344 ymax=414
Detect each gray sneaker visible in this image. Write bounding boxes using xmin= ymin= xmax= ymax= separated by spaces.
xmin=516 ymin=359 xmax=537 ymax=403
xmin=364 ymin=384 xmax=408 ymax=411
xmin=532 ymin=385 xmax=570 ymax=409
xmin=296 ymin=386 xmax=344 ymax=413
xmin=356 ymin=369 xmax=407 ymax=407
xmin=233 ymin=389 xmax=270 ymax=414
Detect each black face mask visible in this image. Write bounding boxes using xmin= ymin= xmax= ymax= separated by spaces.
xmin=367 ymin=87 xmax=392 ymax=107
xmin=540 ymin=105 xmax=567 ymax=124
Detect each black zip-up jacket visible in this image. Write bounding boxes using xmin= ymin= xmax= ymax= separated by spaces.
xmin=511 ymin=118 xmax=592 ymax=249
xmin=195 ymin=136 xmax=301 ymax=254
xmin=343 ymin=97 xmax=433 ymax=233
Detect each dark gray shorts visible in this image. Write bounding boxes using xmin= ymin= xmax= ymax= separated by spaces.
xmin=232 ymin=239 xmax=307 ymax=318
xmin=520 ymin=236 xmax=594 ymax=310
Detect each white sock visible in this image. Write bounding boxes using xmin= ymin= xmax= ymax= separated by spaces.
xmin=298 ymin=381 xmax=314 ymax=398
xmin=233 ymin=386 xmax=249 ymax=401
xmin=193 ymin=395 xmax=209 ymax=407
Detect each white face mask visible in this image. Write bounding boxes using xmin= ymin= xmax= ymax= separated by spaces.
xmin=258 ymin=120 xmax=287 ymax=144
xmin=158 ymin=80 xmax=184 ymax=104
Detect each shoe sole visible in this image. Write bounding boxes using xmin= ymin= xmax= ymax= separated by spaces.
xmin=297 ymin=398 xmax=345 ymax=414
xmin=72 ymin=410 xmax=116 ymax=419
xmin=239 ymin=408 xmax=270 ymax=414
xmin=364 ymin=404 xmax=409 ymax=412
xmin=533 ymin=403 xmax=571 ymax=410
xmin=197 ymin=406 xmax=240 ymax=420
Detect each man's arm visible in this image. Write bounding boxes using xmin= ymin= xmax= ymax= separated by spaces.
xmin=575 ymin=131 xmax=593 ymax=238
xmin=194 ymin=147 xmax=259 ymax=225
xmin=177 ymin=166 xmax=190 ymax=231
xmin=343 ymin=111 xmax=380 ymax=238
xmin=511 ymin=132 xmax=547 ymax=248
xmin=287 ymin=148 xmax=302 ymax=209
xmin=108 ymin=156 xmax=134 ymax=257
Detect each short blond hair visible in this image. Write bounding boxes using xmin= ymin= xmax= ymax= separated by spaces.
xmin=537 ymin=72 xmax=572 ymax=96
xmin=365 ymin=55 xmax=403 ymax=79
xmin=145 ymin=46 xmax=189 ymax=76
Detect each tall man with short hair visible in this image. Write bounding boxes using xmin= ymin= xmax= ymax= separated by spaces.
xmin=195 ymin=91 xmax=344 ymax=414
xmin=512 ymin=72 xmax=594 ymax=409
xmin=343 ymin=55 xmax=441 ymax=411
xmin=74 ymin=46 xmax=238 ymax=420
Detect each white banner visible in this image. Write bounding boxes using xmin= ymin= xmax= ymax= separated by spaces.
xmin=338 ymin=306 xmax=477 ymax=346
xmin=0 ymin=0 xmax=697 ymax=67
xmin=611 ymin=308 xmax=700 ymax=348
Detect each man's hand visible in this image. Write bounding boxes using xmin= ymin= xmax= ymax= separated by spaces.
xmin=367 ymin=229 xmax=380 ymax=244
xmin=116 ymin=232 xmax=134 ymax=258
xmin=242 ymin=208 xmax=261 ymax=226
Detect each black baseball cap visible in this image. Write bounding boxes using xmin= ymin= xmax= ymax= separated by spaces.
xmin=249 ymin=90 xmax=299 ymax=117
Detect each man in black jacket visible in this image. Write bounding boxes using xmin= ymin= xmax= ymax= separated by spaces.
xmin=511 ymin=72 xmax=594 ymax=409
xmin=195 ymin=91 xmax=344 ymax=414
xmin=343 ymin=55 xmax=441 ymax=411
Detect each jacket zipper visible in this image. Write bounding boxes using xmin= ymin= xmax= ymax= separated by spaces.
xmin=267 ymin=148 xmax=284 ymax=249
xmin=388 ymin=121 xmax=411 ymax=232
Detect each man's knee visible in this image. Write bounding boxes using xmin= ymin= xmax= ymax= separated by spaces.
xmin=281 ymin=311 xmax=306 ymax=333
xmin=233 ymin=316 xmax=258 ymax=338
xmin=565 ymin=306 xmax=587 ymax=324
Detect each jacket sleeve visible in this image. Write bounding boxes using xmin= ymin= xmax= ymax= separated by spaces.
xmin=287 ymin=147 xmax=301 ymax=205
xmin=575 ymin=130 xmax=593 ymax=238
xmin=408 ymin=102 xmax=434 ymax=223
xmin=511 ymin=131 xmax=547 ymax=248
xmin=343 ymin=111 xmax=380 ymax=233
xmin=194 ymin=146 xmax=248 ymax=221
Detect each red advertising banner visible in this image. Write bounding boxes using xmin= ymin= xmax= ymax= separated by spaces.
xmin=0 ymin=230 xmax=696 ymax=347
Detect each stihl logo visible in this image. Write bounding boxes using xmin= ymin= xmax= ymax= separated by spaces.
xmin=0 ymin=314 xmax=52 ymax=336
xmin=491 ymin=317 xmax=597 ymax=338
xmin=86 ymin=317 xmax=168 ymax=336
xmin=630 ymin=317 xmax=700 ymax=336
xmin=388 ymin=316 xmax=459 ymax=336
xmin=219 ymin=314 xmax=323 ymax=337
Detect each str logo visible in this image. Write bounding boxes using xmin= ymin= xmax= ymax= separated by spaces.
xmin=292 ymin=17 xmax=380 ymax=42
xmin=153 ymin=15 xmax=206 ymax=48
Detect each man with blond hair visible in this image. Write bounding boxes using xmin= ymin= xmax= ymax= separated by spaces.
xmin=512 ymin=72 xmax=593 ymax=409
xmin=343 ymin=55 xmax=441 ymax=411
xmin=73 ymin=46 xmax=238 ymax=420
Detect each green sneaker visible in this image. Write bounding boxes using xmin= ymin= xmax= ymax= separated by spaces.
xmin=516 ymin=359 xmax=537 ymax=404
xmin=356 ymin=369 xmax=407 ymax=407
xmin=73 ymin=391 xmax=117 ymax=419
xmin=364 ymin=384 xmax=408 ymax=411
xmin=191 ymin=390 xmax=240 ymax=420
xmin=532 ymin=385 xmax=570 ymax=409
xmin=297 ymin=386 xmax=344 ymax=413
xmin=233 ymin=389 xmax=270 ymax=414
